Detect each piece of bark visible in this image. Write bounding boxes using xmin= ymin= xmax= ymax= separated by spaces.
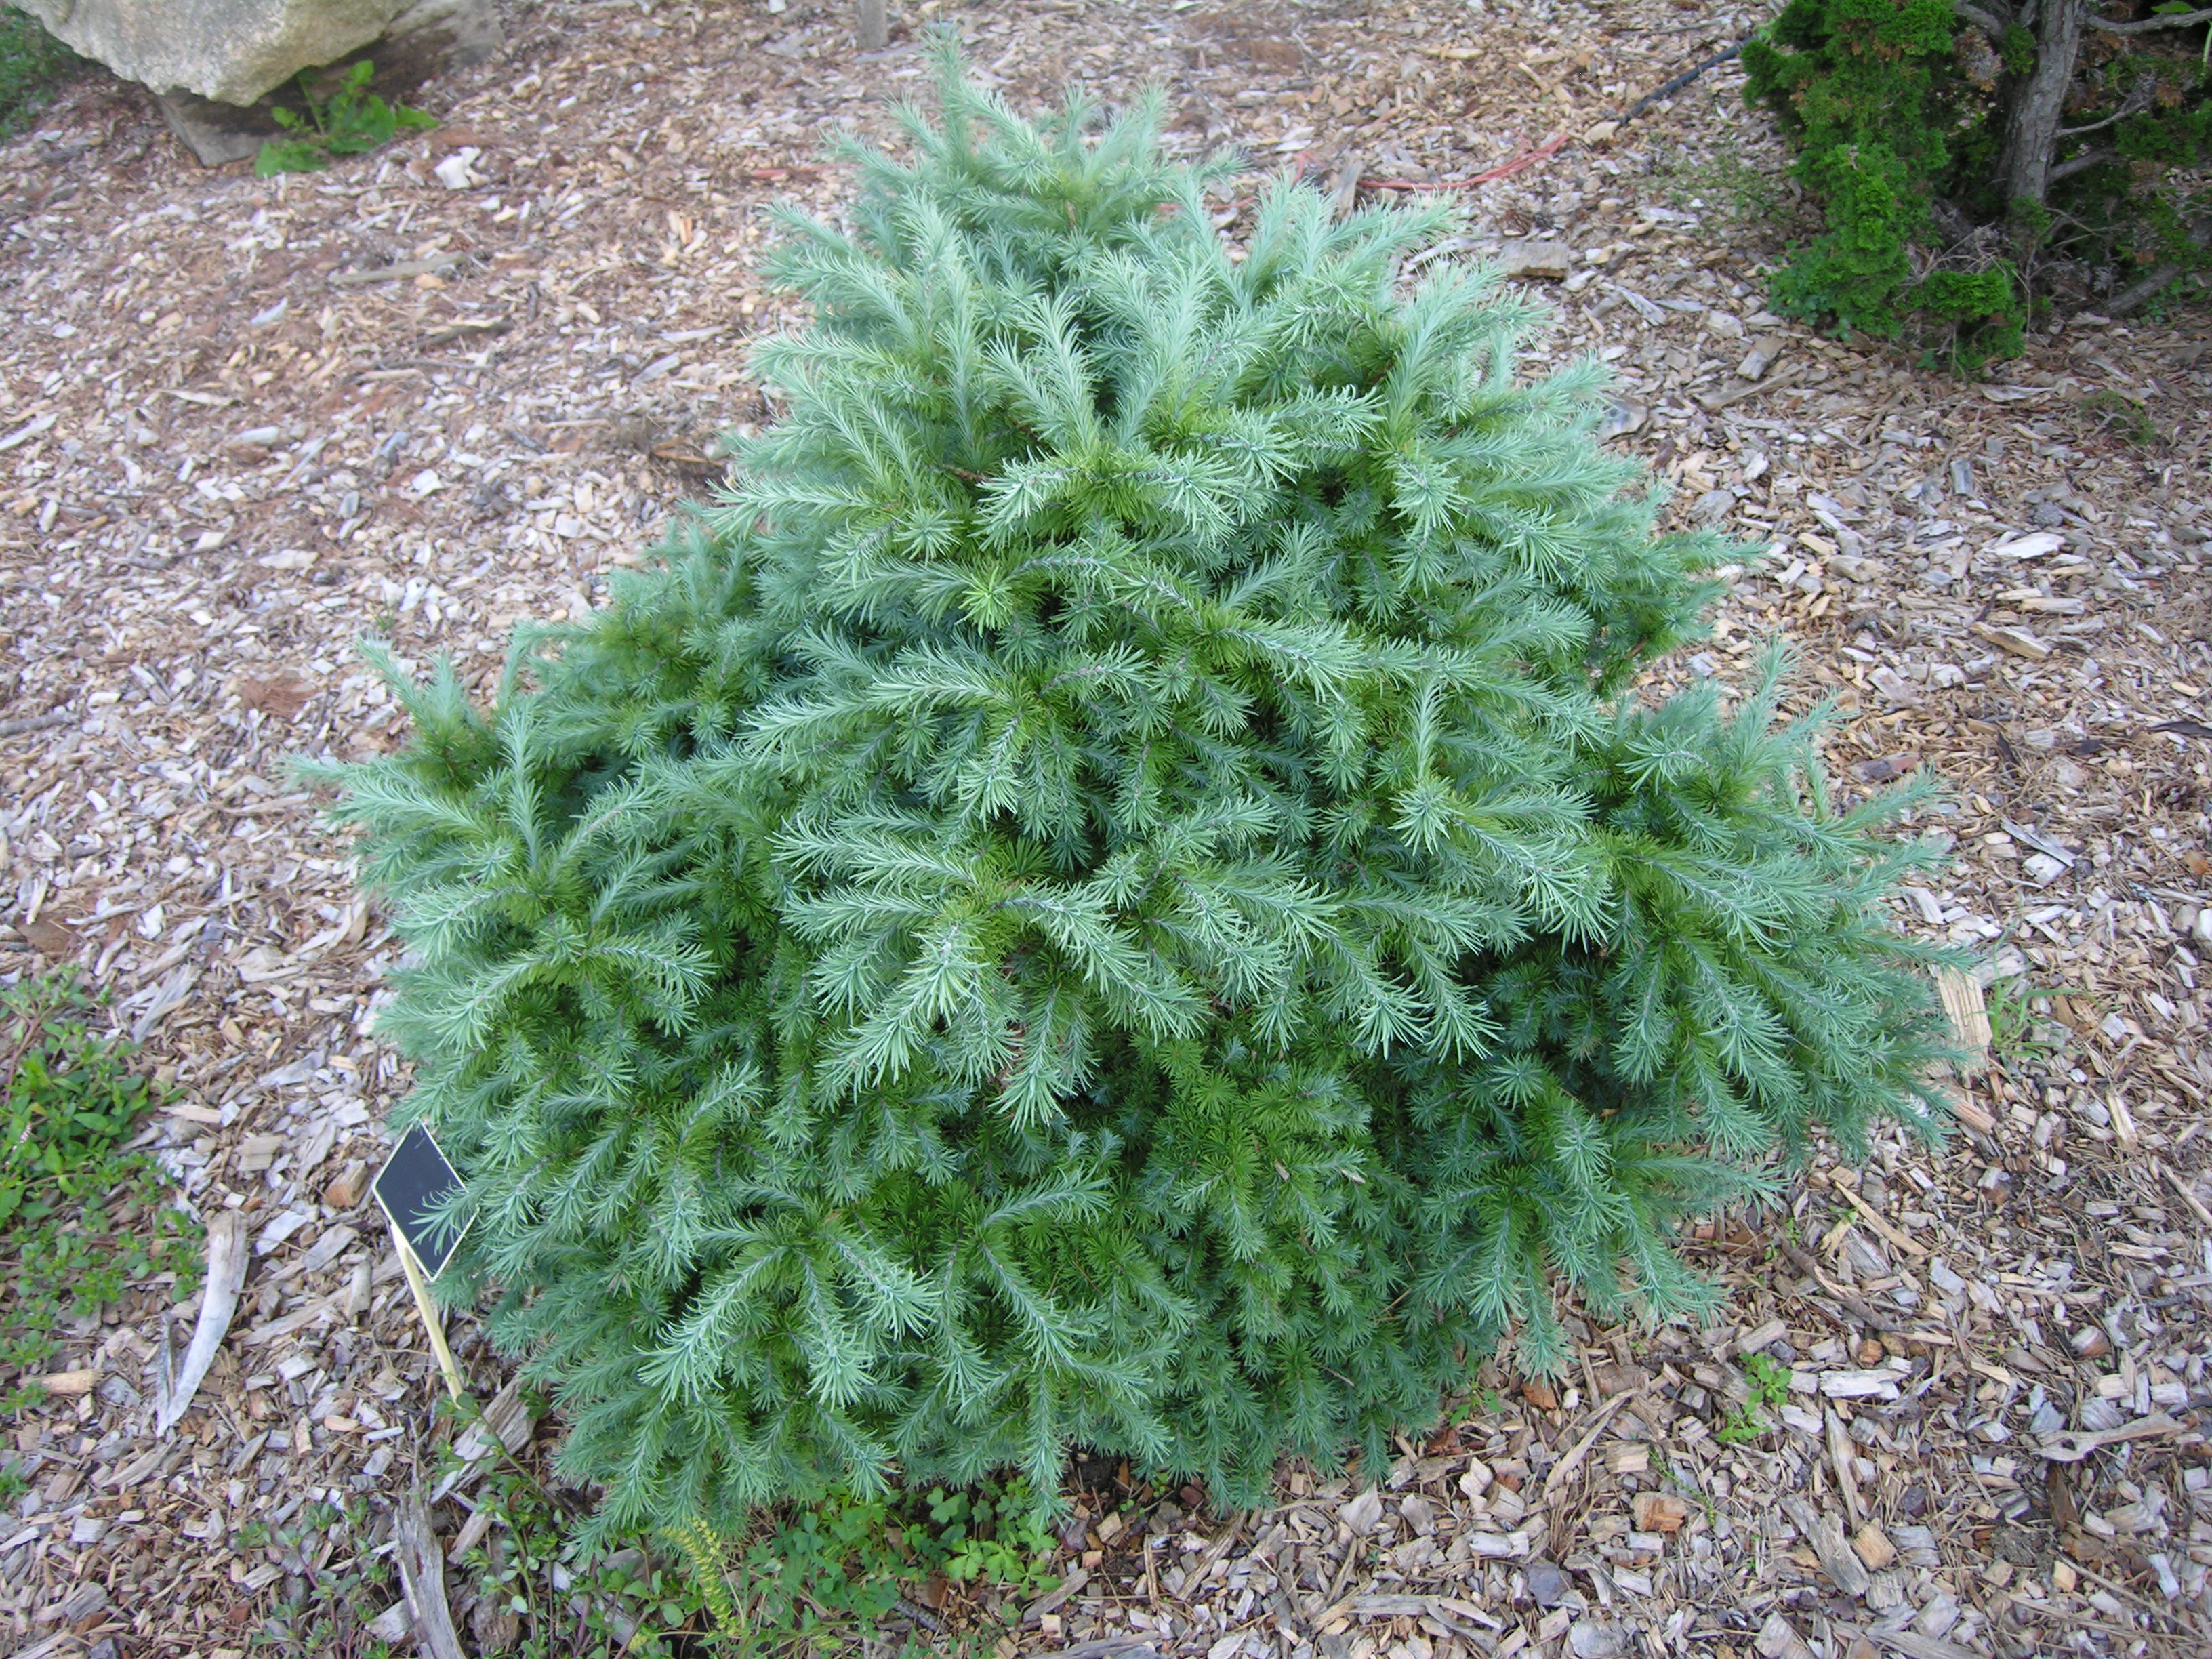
xmin=396 ymin=1492 xmax=468 ymax=1659
xmin=1781 ymin=1496 xmax=1871 ymax=1597
xmin=156 ymin=1209 xmax=248 ymax=1436
xmin=429 ymin=1377 xmax=537 ymax=1502
xmin=1933 ymin=967 xmax=1990 ymax=1071
xmin=1827 ymin=1406 xmax=1864 ymax=1524
xmin=1541 ymin=1389 xmax=1635 ymax=1498
xmin=1326 ymin=148 xmax=1366 ymax=221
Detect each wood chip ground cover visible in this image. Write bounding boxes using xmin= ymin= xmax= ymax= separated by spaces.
xmin=0 ymin=1 xmax=2206 ymax=1654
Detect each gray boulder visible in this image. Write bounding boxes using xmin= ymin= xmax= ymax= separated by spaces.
xmin=20 ymin=0 xmax=504 ymax=165
xmin=19 ymin=0 xmax=409 ymax=106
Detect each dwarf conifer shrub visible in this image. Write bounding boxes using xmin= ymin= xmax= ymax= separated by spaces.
xmin=325 ymin=45 xmax=1951 ymax=1535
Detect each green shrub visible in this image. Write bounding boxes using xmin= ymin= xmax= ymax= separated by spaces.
xmin=323 ymin=41 xmax=1952 ymax=1536
xmin=1744 ymin=0 xmax=2209 ymax=363
xmin=1742 ymin=0 xmax=2026 ymax=366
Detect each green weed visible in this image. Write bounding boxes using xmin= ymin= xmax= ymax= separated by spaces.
xmin=1452 ymin=1383 xmax=1507 ymax=1425
xmin=2082 ymin=390 xmax=2163 ymax=447
xmin=1713 ymin=1406 xmax=1764 ymax=1445
xmin=255 ymin=60 xmax=435 ymax=177
xmin=0 ymin=7 xmax=82 ymax=139
xmin=260 ymin=1427 xmax=1064 ymax=1658
xmin=1745 ymin=1351 xmax=1793 ymax=1410
xmin=0 ymin=976 xmax=199 ymax=1412
xmin=0 ymin=975 xmax=161 ymax=1223
xmin=1715 ymin=1351 xmax=1795 ymax=1446
xmin=1986 ymin=975 xmax=2064 ymax=1065
xmin=249 ymin=1496 xmax=400 ymax=1654
xmin=1649 ymin=134 xmax=1812 ymax=244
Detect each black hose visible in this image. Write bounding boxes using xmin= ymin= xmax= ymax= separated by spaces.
xmin=1622 ymin=40 xmax=1751 ymax=123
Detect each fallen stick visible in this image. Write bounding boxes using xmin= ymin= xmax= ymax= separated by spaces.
xmin=395 ymin=1492 xmax=470 ymax=1659
xmin=2157 ymin=1158 xmax=2212 ymax=1230
xmin=1361 ymin=130 xmax=1572 ymax=194
xmin=1541 ymin=1388 xmax=1637 ymax=1499
xmin=2037 ymin=1412 xmax=2181 ymax=1464
xmin=1780 ymin=1242 xmax=1906 ymax=1334
xmin=0 ymin=712 xmax=76 ymax=741
xmin=329 ymin=255 xmax=464 ymax=287
xmin=156 ymin=1209 xmax=248 ymax=1435
xmin=156 ymin=1212 xmax=249 ymax=1442
xmin=1829 ymin=1175 xmax=1929 ymax=1259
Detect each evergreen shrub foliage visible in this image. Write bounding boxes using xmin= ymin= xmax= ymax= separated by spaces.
xmin=1743 ymin=0 xmax=2025 ymax=363
xmin=1744 ymin=0 xmax=2210 ymax=364
xmin=326 ymin=45 xmax=1951 ymax=1534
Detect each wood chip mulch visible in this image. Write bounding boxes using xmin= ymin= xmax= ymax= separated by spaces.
xmin=0 ymin=1 xmax=2206 ymax=1655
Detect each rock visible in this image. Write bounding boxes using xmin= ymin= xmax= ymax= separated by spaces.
xmin=1496 ymin=239 xmax=1576 ymax=281
xmin=1524 ymin=1557 xmax=1571 ymax=1607
xmin=348 ymin=0 xmax=499 ymax=88
xmin=45 ymin=0 xmax=504 ymax=166
xmin=22 ymin=0 xmax=409 ymax=105
xmin=152 ymin=91 xmax=272 ymax=166
xmin=1568 ymin=1621 xmax=1624 ymax=1658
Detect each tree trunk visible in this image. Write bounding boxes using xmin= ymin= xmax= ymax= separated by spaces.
xmin=1998 ymin=0 xmax=2089 ymax=209
xmin=857 ymin=0 xmax=888 ymax=52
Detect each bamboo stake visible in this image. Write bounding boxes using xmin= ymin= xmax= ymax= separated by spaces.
xmin=392 ymin=1218 xmax=466 ymax=1402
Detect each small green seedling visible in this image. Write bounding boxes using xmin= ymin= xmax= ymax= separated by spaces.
xmin=1716 ymin=1351 xmax=1794 ymax=1445
xmin=1986 ymin=975 xmax=2063 ymax=1066
xmin=256 ymin=61 xmax=435 ymax=177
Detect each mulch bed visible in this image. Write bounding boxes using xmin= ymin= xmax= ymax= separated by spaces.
xmin=0 ymin=0 xmax=2206 ymax=1654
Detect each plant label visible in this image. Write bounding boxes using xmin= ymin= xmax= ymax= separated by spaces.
xmin=372 ymin=1122 xmax=471 ymax=1279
